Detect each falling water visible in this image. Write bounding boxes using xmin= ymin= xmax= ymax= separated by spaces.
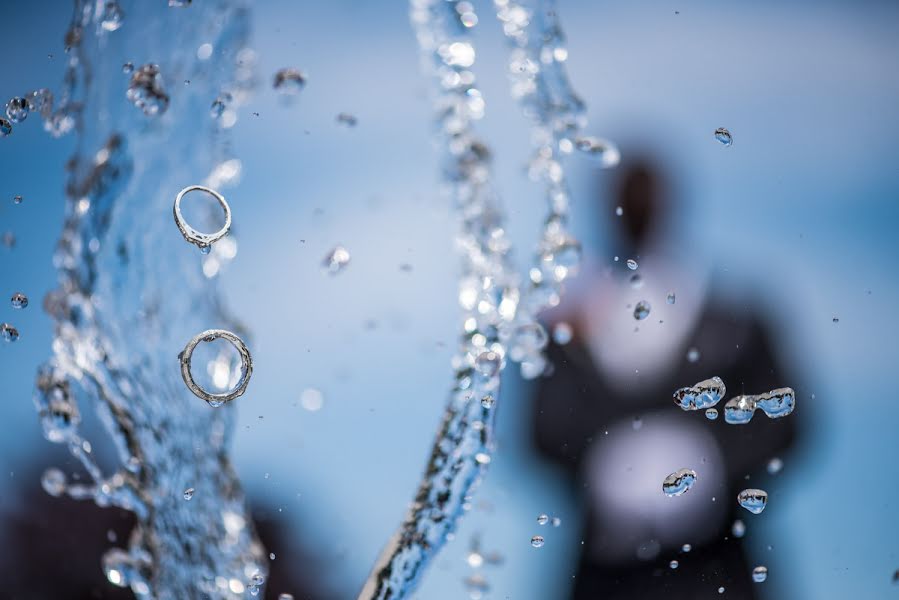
xmin=32 ymin=2 xmax=266 ymax=598
xmin=359 ymin=0 xmax=610 ymax=597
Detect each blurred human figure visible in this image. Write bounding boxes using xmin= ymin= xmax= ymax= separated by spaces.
xmin=533 ymin=153 xmax=800 ymax=599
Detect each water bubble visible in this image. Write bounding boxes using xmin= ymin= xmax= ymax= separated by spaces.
xmin=626 ymin=258 xmax=638 ymax=270
xmin=731 ymin=519 xmax=746 ymax=538
xmin=673 ymin=376 xmax=726 ymax=411
xmin=122 ymin=62 xmax=134 ymax=74
xmin=10 ymin=293 xmax=28 ymax=309
xmin=126 ymin=64 xmax=169 ymax=116
xmin=5 ymin=97 xmax=29 ymax=123
xmin=752 ymin=565 xmax=768 ymax=583
xmin=99 ymin=1 xmax=125 ymax=32
xmin=530 ymin=535 xmax=544 ymax=548
xmin=552 ymin=322 xmax=572 ymax=345
xmin=767 ymin=457 xmax=783 ymax=475
xmin=337 ymin=112 xmax=358 ymax=127
xmin=686 ymin=347 xmax=700 ymax=363
xmin=667 ymin=292 xmax=676 ymax=305
xmin=724 ymin=395 xmax=757 ymax=424
xmin=183 ymin=487 xmax=194 ymax=500
xmin=0 ymin=118 xmax=12 ymax=137
xmin=475 ymin=351 xmax=501 ymax=377
xmin=681 ymin=543 xmax=692 ymax=553
xmin=633 ymin=300 xmax=651 ymax=320
xmin=1 ymin=322 xmax=19 ymax=342
xmin=705 ymin=408 xmax=718 ymax=420
xmin=573 ymin=136 xmax=620 ymax=168
xmin=756 ymin=387 xmax=795 ymax=419
xmin=322 ymin=245 xmax=351 ymax=275
xmin=670 ymin=560 xmax=679 ymax=569
xmin=662 ymin=468 xmax=697 ymax=497
xmin=300 ymin=388 xmax=324 ymax=412
xmin=537 ymin=513 xmax=549 ymax=525
xmin=273 ymin=68 xmax=306 ymax=95
xmin=714 ymin=127 xmax=733 ymax=146
xmin=480 ymin=394 xmax=494 ymax=409
xmin=41 ymin=467 xmax=66 ymax=497
xmin=737 ymin=488 xmax=768 ymax=514
xmin=551 ymin=517 xmax=561 ymax=527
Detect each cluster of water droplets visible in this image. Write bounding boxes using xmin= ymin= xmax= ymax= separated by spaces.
xmin=31 ymin=2 xmax=266 ymax=597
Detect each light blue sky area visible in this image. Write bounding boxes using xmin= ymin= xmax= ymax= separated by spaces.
xmin=1 ymin=1 xmax=897 ymax=598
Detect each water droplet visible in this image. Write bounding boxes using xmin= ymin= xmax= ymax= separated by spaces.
xmin=169 ymin=0 xmax=192 ymax=5
xmin=183 ymin=487 xmax=194 ymax=500
xmin=686 ymin=347 xmax=700 ymax=363
xmin=541 ymin=236 xmax=582 ymax=282
xmin=573 ymin=136 xmax=620 ymax=168
xmin=126 ymin=64 xmax=169 ymax=116
xmin=10 ymin=292 xmax=28 ymax=309
xmin=0 ymin=118 xmax=12 ymax=137
xmin=662 ymin=468 xmax=697 ymax=497
xmin=480 ymin=394 xmax=495 ymax=409
xmin=752 ymin=565 xmax=768 ymax=583
xmin=670 ymin=560 xmax=679 ymax=569
xmin=718 ymin=587 xmax=725 ymax=594
xmin=626 ymin=258 xmax=638 ymax=270
xmin=122 ymin=62 xmax=134 ymax=74
xmin=714 ymin=127 xmax=733 ymax=146
xmin=552 ymin=322 xmax=572 ymax=345
xmin=337 ymin=112 xmax=358 ymax=127
xmin=537 ymin=513 xmax=549 ymax=525
xmin=530 ymin=535 xmax=544 ymax=548
xmin=273 ymin=68 xmax=306 ymax=95
xmin=632 ymin=415 xmax=643 ymax=430
xmin=766 ymin=457 xmax=783 ymax=475
xmin=755 ymin=387 xmax=795 ymax=419
xmin=737 ymin=488 xmax=768 ymax=514
xmin=99 ymin=1 xmax=125 ymax=32
xmin=615 ymin=206 xmax=623 ymax=217
xmin=732 ymin=519 xmax=746 ymax=538
xmin=832 ymin=316 xmax=839 ymax=323
xmin=629 ymin=273 xmax=643 ymax=289
xmin=633 ymin=300 xmax=651 ymax=320
xmin=5 ymin=97 xmax=29 ymax=123
xmin=300 ymin=388 xmax=324 ymax=412
xmin=667 ymin=292 xmax=676 ymax=305
xmin=13 ymin=194 xmax=23 ymax=205
xmin=508 ymin=322 xmax=548 ymax=362
xmin=1 ymin=322 xmax=19 ymax=342
xmin=475 ymin=351 xmax=501 ymax=377
xmin=673 ymin=376 xmax=726 ymax=410
xmin=210 ymin=95 xmax=230 ymax=119
xmin=551 ymin=517 xmax=561 ymax=527
xmin=322 ymin=245 xmax=351 ymax=275
xmin=681 ymin=543 xmax=692 ymax=553
xmin=724 ymin=395 xmax=757 ymax=424
xmin=41 ymin=467 xmax=66 ymax=497
xmin=705 ymin=408 xmax=718 ymax=420
xmin=102 ymin=548 xmax=134 ymax=588
xmin=279 ymin=595 xmax=294 ymax=600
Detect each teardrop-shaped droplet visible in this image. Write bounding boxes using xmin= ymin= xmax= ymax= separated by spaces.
xmin=737 ymin=488 xmax=768 ymax=514
xmin=662 ymin=468 xmax=697 ymax=497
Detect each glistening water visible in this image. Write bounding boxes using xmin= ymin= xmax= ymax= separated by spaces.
xmin=32 ymin=2 xmax=266 ymax=598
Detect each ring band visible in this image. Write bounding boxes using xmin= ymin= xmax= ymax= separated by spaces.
xmin=173 ymin=185 xmax=232 ymax=251
xmin=180 ymin=329 xmax=252 ymax=407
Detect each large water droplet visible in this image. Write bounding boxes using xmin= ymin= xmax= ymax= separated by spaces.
xmin=714 ymin=127 xmax=733 ymax=146
xmin=673 ymin=376 xmax=726 ymax=410
xmin=662 ymin=468 xmax=697 ymax=497
xmin=633 ymin=300 xmax=651 ymax=321
xmin=5 ymin=97 xmax=29 ymax=123
xmin=322 ymin=245 xmax=351 ymax=275
xmin=724 ymin=395 xmax=757 ymax=424
xmin=756 ymin=387 xmax=795 ymax=418
xmin=1 ymin=322 xmax=19 ymax=342
xmin=737 ymin=488 xmax=768 ymax=514
xmin=11 ymin=292 xmax=28 ymax=309
xmin=752 ymin=565 xmax=768 ymax=583
xmin=126 ymin=64 xmax=169 ymax=116
xmin=475 ymin=351 xmax=501 ymax=377
xmin=530 ymin=535 xmax=544 ymax=548
xmin=273 ymin=68 xmax=306 ymax=95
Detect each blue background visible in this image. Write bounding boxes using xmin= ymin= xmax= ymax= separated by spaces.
xmin=1 ymin=0 xmax=898 ymax=598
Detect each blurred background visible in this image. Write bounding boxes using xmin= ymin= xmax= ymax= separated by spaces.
xmin=1 ymin=0 xmax=898 ymax=598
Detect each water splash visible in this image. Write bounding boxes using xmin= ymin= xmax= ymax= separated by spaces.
xmin=33 ymin=2 xmax=266 ymax=597
xmin=359 ymin=0 xmax=612 ymax=596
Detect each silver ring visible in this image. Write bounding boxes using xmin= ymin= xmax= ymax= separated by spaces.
xmin=173 ymin=185 xmax=232 ymax=251
xmin=180 ymin=329 xmax=252 ymax=407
